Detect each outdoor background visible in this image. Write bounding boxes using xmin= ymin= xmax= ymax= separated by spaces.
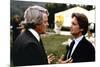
xmin=10 ymin=0 xmax=95 ymax=64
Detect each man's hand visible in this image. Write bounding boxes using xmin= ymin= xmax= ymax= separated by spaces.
xmin=58 ymin=54 xmax=73 ymax=64
xmin=47 ymin=54 xmax=55 ymax=64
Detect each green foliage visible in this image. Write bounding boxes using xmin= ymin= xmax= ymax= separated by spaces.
xmin=41 ymin=34 xmax=72 ymax=63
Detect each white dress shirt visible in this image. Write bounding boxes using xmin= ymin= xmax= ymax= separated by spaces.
xmin=70 ymin=35 xmax=84 ymax=57
xmin=28 ymin=28 xmax=40 ymax=42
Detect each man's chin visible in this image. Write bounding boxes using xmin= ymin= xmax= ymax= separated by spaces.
xmin=40 ymin=32 xmax=46 ymax=34
xmin=70 ymin=32 xmax=73 ymax=35
xmin=70 ymin=32 xmax=75 ymax=36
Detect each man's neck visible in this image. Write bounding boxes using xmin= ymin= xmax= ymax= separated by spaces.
xmin=74 ymin=33 xmax=82 ymax=39
xmin=28 ymin=28 xmax=40 ymax=42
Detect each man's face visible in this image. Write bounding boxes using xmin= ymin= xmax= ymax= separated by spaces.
xmin=70 ymin=17 xmax=82 ymax=36
xmin=36 ymin=14 xmax=49 ymax=34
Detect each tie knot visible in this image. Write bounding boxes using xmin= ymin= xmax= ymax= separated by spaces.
xmin=72 ymin=40 xmax=75 ymax=44
xmin=70 ymin=40 xmax=75 ymax=49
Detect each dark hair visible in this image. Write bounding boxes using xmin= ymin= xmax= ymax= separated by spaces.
xmin=72 ymin=13 xmax=89 ymax=35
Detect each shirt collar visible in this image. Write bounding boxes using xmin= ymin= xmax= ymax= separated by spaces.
xmin=74 ymin=35 xmax=84 ymax=45
xmin=28 ymin=28 xmax=40 ymax=42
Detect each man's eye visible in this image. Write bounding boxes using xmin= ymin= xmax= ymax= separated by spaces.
xmin=73 ymin=23 xmax=77 ymax=25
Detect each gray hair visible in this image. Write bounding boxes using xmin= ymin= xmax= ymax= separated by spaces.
xmin=24 ymin=5 xmax=49 ymax=25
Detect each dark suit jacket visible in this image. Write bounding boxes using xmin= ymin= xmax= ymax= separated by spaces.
xmin=64 ymin=37 xmax=95 ymax=62
xmin=11 ymin=30 xmax=48 ymax=66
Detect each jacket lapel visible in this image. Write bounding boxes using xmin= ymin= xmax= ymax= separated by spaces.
xmin=71 ymin=37 xmax=86 ymax=57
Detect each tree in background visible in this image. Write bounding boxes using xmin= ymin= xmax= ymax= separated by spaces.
xmin=45 ymin=3 xmax=67 ymax=29
xmin=11 ymin=0 xmax=95 ymax=29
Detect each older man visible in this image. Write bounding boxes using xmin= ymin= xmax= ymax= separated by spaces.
xmin=11 ymin=5 xmax=55 ymax=66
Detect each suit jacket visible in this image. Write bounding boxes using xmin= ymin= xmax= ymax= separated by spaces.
xmin=11 ymin=30 xmax=48 ymax=66
xmin=64 ymin=37 xmax=95 ymax=62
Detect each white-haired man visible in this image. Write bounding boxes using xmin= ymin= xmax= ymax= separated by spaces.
xmin=11 ymin=5 xmax=55 ymax=66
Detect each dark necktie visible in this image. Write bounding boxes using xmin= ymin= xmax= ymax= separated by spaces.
xmin=67 ymin=40 xmax=75 ymax=59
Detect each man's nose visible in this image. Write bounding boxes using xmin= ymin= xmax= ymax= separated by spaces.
xmin=70 ymin=25 xmax=73 ymax=29
xmin=70 ymin=25 xmax=72 ymax=28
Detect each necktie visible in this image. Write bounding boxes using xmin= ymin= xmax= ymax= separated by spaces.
xmin=67 ymin=40 xmax=75 ymax=59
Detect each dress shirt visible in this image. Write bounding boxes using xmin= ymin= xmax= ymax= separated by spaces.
xmin=70 ymin=35 xmax=84 ymax=57
xmin=28 ymin=28 xmax=40 ymax=42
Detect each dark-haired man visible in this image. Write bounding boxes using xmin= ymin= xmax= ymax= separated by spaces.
xmin=59 ymin=13 xmax=95 ymax=63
